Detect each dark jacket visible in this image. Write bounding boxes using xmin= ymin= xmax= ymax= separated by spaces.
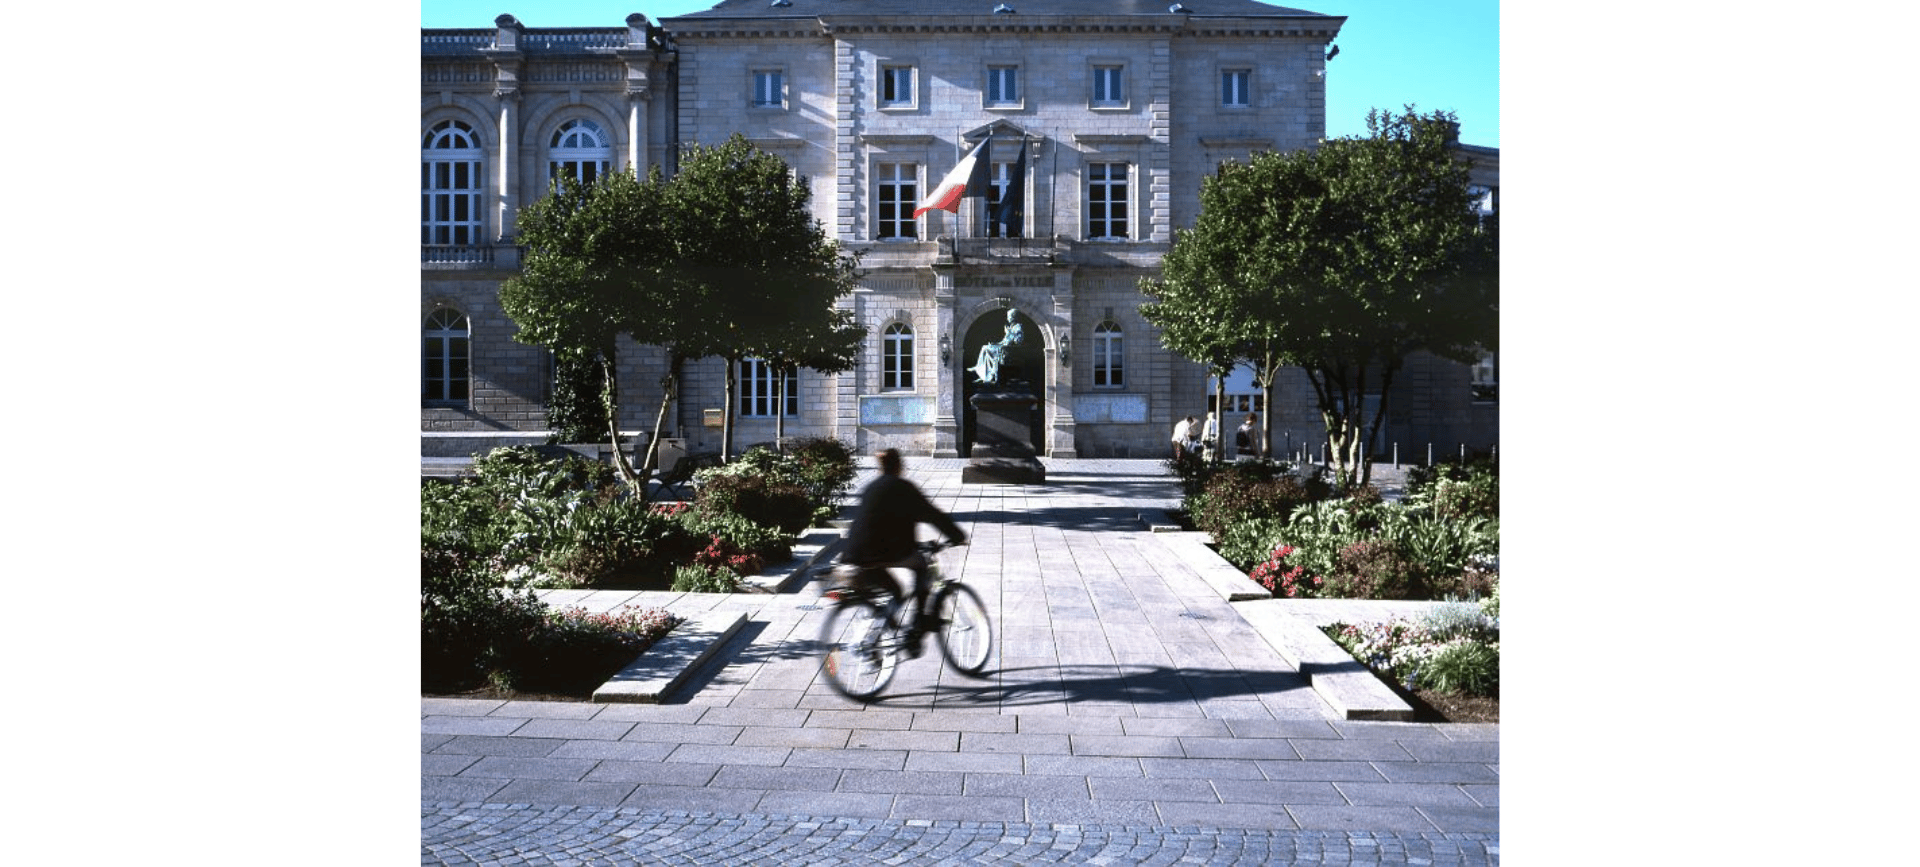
xmin=843 ymin=473 xmax=966 ymax=565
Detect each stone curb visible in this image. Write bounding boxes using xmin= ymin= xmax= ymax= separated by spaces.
xmin=589 ymin=526 xmax=841 ymax=703
xmin=1233 ymin=602 xmax=1415 ymax=721
xmin=592 ymin=609 xmax=747 ymax=703
xmin=1139 ymin=520 xmax=1416 ymax=721
xmin=1156 ymin=531 xmax=1274 ymax=602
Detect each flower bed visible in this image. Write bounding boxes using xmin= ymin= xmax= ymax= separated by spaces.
xmin=1321 ymin=592 xmax=1500 ymax=721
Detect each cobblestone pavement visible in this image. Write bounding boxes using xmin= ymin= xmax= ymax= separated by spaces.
xmin=422 ymin=458 xmax=1495 ymax=863
xmin=423 ymin=803 xmax=1499 ymax=865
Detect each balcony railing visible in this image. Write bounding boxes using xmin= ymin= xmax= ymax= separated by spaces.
xmin=421 ymin=245 xmax=495 ymax=265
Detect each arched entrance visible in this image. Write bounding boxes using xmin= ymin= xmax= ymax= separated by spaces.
xmin=957 ymin=305 xmax=1046 ymax=457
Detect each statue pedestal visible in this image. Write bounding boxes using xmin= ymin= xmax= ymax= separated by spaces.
xmin=964 ymin=391 xmax=1046 ymax=485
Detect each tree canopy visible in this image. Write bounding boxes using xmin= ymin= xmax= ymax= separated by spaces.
xmin=1141 ymin=107 xmax=1498 ymax=487
xmin=499 ymin=134 xmax=864 ymax=484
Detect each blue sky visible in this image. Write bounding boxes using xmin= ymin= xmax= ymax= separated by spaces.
xmin=421 ymin=0 xmax=1498 ymax=146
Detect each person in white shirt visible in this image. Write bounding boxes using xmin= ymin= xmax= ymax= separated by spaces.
xmin=1170 ymin=415 xmax=1195 ymax=459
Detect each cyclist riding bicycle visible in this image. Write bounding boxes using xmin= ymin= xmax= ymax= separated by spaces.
xmin=842 ymin=448 xmax=966 ymax=657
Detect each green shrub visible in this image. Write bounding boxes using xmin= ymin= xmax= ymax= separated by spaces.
xmin=671 ymin=562 xmax=739 ymax=593
xmin=1408 ymin=640 xmax=1499 ymax=696
xmin=1188 ymin=462 xmax=1320 ymax=540
xmin=782 ymin=437 xmax=858 ymax=512
xmin=531 ymin=498 xmax=707 ymax=588
xmin=693 ymin=470 xmax=814 ymax=535
xmin=1215 ymin=514 xmax=1292 ymax=572
xmin=1325 ymin=615 xmax=1500 ymax=699
xmin=684 ymin=508 xmax=791 ymax=564
xmin=1325 ymin=537 xmax=1429 ymax=600
xmin=1407 ymin=459 xmax=1498 ymax=521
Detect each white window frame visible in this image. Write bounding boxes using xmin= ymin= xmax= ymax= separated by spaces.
xmin=1471 ymin=351 xmax=1497 ymax=403
xmin=752 ymin=68 xmax=786 ymax=109
xmin=423 ymin=309 xmax=470 ymax=405
xmin=422 ymin=120 xmax=484 ymax=247
xmin=1086 ymin=162 xmax=1131 ymax=241
xmin=1092 ymin=321 xmax=1123 ymax=388
xmin=739 ymin=357 xmax=799 ymax=417
xmin=882 ymin=323 xmax=915 ymax=390
xmin=548 ymin=118 xmax=611 ymax=186
xmin=875 ymin=162 xmax=919 ymax=241
xmin=986 ymin=65 xmax=1020 ymax=107
xmin=983 ymin=158 xmax=1024 ymax=239
xmin=880 ymin=64 xmax=916 ymax=109
xmin=1221 ymin=68 xmax=1251 ymax=108
xmin=1091 ymin=63 xmax=1126 ymax=108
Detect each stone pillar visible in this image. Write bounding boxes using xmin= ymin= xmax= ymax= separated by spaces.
xmin=932 ymin=264 xmax=961 ymax=457
xmin=620 ymin=14 xmax=652 ymax=174
xmin=1046 ymin=267 xmax=1079 ymax=458
xmin=485 ymin=15 xmax=524 ymax=241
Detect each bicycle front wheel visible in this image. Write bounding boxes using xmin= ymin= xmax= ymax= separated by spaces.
xmin=818 ymin=598 xmax=897 ymax=700
xmin=934 ymin=583 xmax=993 ymax=677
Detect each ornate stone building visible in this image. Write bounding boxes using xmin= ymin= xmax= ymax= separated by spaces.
xmin=421 ymin=2 xmax=1497 ymax=463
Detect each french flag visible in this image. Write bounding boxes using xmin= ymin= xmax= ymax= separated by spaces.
xmin=913 ymin=138 xmax=992 ymax=218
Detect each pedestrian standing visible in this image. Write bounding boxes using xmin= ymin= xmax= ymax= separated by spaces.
xmin=1170 ymin=415 xmax=1195 ymax=459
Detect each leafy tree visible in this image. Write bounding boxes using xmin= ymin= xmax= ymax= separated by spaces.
xmin=1142 ymin=107 xmax=1497 ymax=488
xmin=500 ymin=170 xmax=667 ymax=487
xmin=664 ymin=135 xmax=864 ymax=459
xmin=501 ymin=135 xmax=864 ymax=487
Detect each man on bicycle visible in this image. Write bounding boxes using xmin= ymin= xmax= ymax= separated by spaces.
xmin=842 ymin=448 xmax=967 ymax=657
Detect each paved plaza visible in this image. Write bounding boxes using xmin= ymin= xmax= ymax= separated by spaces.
xmin=422 ymin=459 xmax=1499 ymax=864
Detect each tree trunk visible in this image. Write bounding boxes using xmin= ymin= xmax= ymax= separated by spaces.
xmin=722 ymin=356 xmax=737 ymax=462
xmin=775 ymin=366 xmax=788 ymax=451
xmin=640 ymin=354 xmax=683 ymax=479
xmin=600 ymin=353 xmax=643 ymax=491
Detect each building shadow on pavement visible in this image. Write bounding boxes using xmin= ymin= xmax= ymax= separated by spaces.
xmin=864 ymin=664 xmax=1309 ymax=709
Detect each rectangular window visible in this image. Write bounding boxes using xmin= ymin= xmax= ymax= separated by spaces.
xmin=740 ymin=358 xmax=798 ymax=417
xmin=1087 ymin=162 xmax=1130 ymax=240
xmin=876 ymin=163 xmax=919 ymax=240
xmin=1471 ymin=351 xmax=1497 ymax=402
xmin=422 ymin=158 xmax=482 ymax=246
xmin=987 ymin=65 xmax=1019 ymax=106
xmin=881 ymin=66 xmax=915 ymax=107
xmin=1092 ymin=65 xmax=1124 ymax=106
xmin=1221 ymin=69 xmax=1250 ymax=107
xmin=984 ymin=160 xmax=1023 ymax=239
xmin=752 ymin=70 xmax=784 ymax=108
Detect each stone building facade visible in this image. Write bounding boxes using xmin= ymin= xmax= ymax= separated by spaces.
xmin=421 ymin=1 xmax=1498 ymax=463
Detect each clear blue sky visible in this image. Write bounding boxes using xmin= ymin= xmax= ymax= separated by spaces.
xmin=421 ymin=0 xmax=1498 ymax=147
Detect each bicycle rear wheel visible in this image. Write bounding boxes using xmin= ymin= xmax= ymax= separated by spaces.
xmin=818 ymin=597 xmax=897 ymax=700
xmin=933 ymin=582 xmax=992 ymax=677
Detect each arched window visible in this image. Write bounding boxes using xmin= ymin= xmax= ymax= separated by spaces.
xmin=1092 ymin=321 xmax=1123 ymax=387
xmin=549 ymin=118 xmax=611 ymax=186
xmin=882 ymin=323 xmax=914 ymax=390
xmin=423 ymin=309 xmax=471 ymax=404
xmin=422 ymin=120 xmax=484 ymax=246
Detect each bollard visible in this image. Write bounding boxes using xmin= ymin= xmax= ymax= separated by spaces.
xmin=1427 ymin=443 xmax=1433 ymax=466
xmin=1460 ymin=443 xmax=1466 ymax=463
xmin=1393 ymin=442 xmax=1399 ymax=469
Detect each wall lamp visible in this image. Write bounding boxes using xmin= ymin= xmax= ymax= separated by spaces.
xmin=939 ymin=332 xmax=952 ymax=367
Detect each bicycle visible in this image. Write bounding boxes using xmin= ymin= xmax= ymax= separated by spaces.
xmin=816 ymin=539 xmax=992 ymax=701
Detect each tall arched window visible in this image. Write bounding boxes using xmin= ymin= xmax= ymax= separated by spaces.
xmin=423 ymin=309 xmax=471 ymax=404
xmin=1092 ymin=321 xmax=1123 ymax=387
xmin=422 ymin=121 xmax=484 ymax=246
xmin=549 ymin=118 xmax=611 ymax=185
xmin=882 ymin=323 xmax=914 ymax=390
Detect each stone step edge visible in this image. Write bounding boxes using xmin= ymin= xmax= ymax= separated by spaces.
xmin=1233 ymin=601 xmax=1416 ymax=722
xmin=1152 ymin=530 xmax=1274 ymax=602
xmin=592 ymin=609 xmax=748 ymax=703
